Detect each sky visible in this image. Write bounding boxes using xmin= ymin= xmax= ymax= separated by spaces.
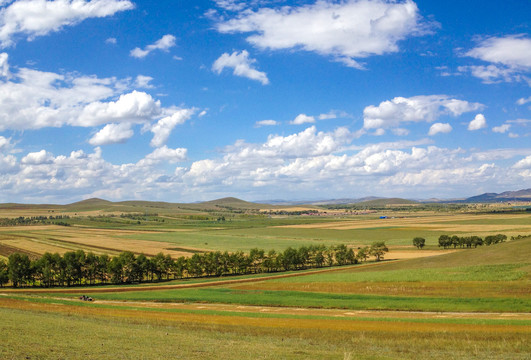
xmin=0 ymin=0 xmax=530 ymax=204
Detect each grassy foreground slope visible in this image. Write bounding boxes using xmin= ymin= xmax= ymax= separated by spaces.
xmin=1 ymin=239 xmax=530 ymax=359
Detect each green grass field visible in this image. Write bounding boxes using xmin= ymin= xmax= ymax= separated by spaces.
xmin=1 ymin=204 xmax=530 ymax=359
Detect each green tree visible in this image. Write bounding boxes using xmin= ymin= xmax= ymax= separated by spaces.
xmin=188 ymin=253 xmax=204 ymax=277
xmin=369 ymin=241 xmax=389 ymax=261
xmin=8 ymin=253 xmax=30 ymax=288
xmin=412 ymin=237 xmax=425 ymax=249
xmin=0 ymin=259 xmax=8 ymax=287
xmin=334 ymin=244 xmax=349 ymax=266
xmin=438 ymin=235 xmax=451 ymax=249
xmin=314 ymin=250 xmax=325 ymax=268
xmin=356 ymin=246 xmax=369 ymax=262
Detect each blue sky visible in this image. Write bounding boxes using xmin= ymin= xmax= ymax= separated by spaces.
xmin=0 ymin=0 xmax=530 ymax=203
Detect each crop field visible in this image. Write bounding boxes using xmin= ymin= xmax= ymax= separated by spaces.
xmin=1 ymin=202 xmax=530 ymax=359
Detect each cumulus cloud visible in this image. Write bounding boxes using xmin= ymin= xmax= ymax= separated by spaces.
xmin=0 ymin=56 xmax=195 ymax=146
xmin=78 ymin=90 xmax=161 ymax=127
xmin=150 ymin=108 xmax=195 ymax=147
xmin=0 ymin=0 xmax=134 ymax=47
xmin=216 ymin=0 xmax=432 ymax=68
xmin=290 ymin=113 xmax=315 ymax=125
xmin=513 ymin=155 xmax=531 ymax=169
xmin=363 ymin=95 xmax=482 ymax=131
xmin=468 ymin=113 xmax=487 ymax=130
xmin=255 ymin=119 xmax=278 ymax=127
xmin=21 ymin=149 xmax=54 ymax=164
xmin=130 ymin=34 xmax=176 ymax=58
xmin=142 ymin=145 xmax=187 ymax=164
xmin=89 ymin=123 xmax=134 ymax=146
xmin=212 ymin=50 xmax=269 ymax=85
xmin=1 ymin=127 xmax=528 ymax=202
xmin=428 ymin=123 xmax=452 ymax=136
xmin=492 ymin=124 xmax=510 ymax=133
xmin=460 ymin=35 xmax=531 ymax=84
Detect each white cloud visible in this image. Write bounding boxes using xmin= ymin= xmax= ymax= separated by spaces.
xmin=291 ymin=113 xmax=315 ymax=125
xmin=215 ymin=0 xmax=246 ymax=12
xmin=0 ymin=51 xmax=8 ymax=77
xmin=517 ymin=96 xmax=531 ymax=105
xmin=457 ymin=64 xmax=529 ymax=85
xmin=105 ymin=37 xmax=117 ymax=44
xmin=1 ymin=128 xmax=528 ymax=203
xmin=468 ymin=113 xmax=487 ymax=131
xmin=21 ymin=149 xmax=54 ymax=164
xmin=89 ymin=123 xmax=134 ymax=146
xmin=130 ymin=34 xmax=176 ymax=58
xmin=134 ymin=75 xmax=154 ymax=88
xmin=0 ymin=0 xmax=134 ymax=47
xmin=0 ymin=135 xmax=12 ymax=151
xmin=78 ymin=90 xmax=161 ymax=127
xmin=0 ymin=57 xmax=195 ymax=146
xmin=492 ymin=124 xmax=511 ymax=133
xmin=466 ymin=35 xmax=531 ymax=69
xmin=150 ymin=108 xmax=195 ymax=147
xmin=428 ymin=122 xmax=452 ymax=136
xmin=461 ymin=35 xmax=531 ymax=84
xmin=513 ymin=155 xmax=531 ymax=169
xmin=318 ymin=110 xmax=349 ymax=120
xmin=363 ymin=95 xmax=482 ymax=130
xmin=382 ymin=164 xmax=497 ymax=187
xmin=216 ymin=0 xmax=431 ymax=68
xmin=392 ymin=128 xmax=410 ymax=136
xmin=142 ymin=145 xmax=187 ymax=164
xmin=255 ymin=119 xmax=278 ymax=127
xmin=212 ymin=50 xmax=269 ymax=85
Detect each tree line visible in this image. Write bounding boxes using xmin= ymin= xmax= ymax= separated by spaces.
xmin=0 ymin=242 xmax=389 ymax=288
xmin=0 ymin=215 xmax=71 ymax=227
xmin=412 ymin=233 xmax=511 ymax=249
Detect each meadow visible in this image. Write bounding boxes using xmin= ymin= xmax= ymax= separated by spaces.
xmin=0 ymin=199 xmax=530 ymax=359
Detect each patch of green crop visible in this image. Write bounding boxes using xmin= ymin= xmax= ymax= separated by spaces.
xmin=270 ymin=264 xmax=529 ymax=283
xmin=85 ymin=288 xmax=531 ymax=313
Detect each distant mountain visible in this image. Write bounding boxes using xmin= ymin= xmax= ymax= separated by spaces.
xmin=463 ymin=188 xmax=531 ymax=203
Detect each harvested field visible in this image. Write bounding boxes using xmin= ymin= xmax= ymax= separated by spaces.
xmin=274 ymin=213 xmax=531 ymax=231
xmin=0 ymin=243 xmax=40 ymax=259
xmin=0 ymin=226 xmax=206 ymax=257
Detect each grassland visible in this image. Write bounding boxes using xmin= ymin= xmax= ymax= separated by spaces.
xmin=1 ymin=199 xmax=530 ymax=359
xmin=1 ymin=209 xmax=529 ymax=258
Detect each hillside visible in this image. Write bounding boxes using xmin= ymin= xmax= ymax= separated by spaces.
xmin=464 ymin=188 xmax=531 ymax=203
xmin=355 ymin=236 xmax=531 ymax=272
xmin=198 ymin=197 xmax=269 ymax=210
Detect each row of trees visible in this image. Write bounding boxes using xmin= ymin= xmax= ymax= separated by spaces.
xmin=0 ymin=242 xmax=389 ymax=288
xmin=437 ymin=234 xmax=507 ymax=249
xmin=412 ymin=234 xmax=512 ymax=249
xmin=0 ymin=215 xmax=71 ymax=227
